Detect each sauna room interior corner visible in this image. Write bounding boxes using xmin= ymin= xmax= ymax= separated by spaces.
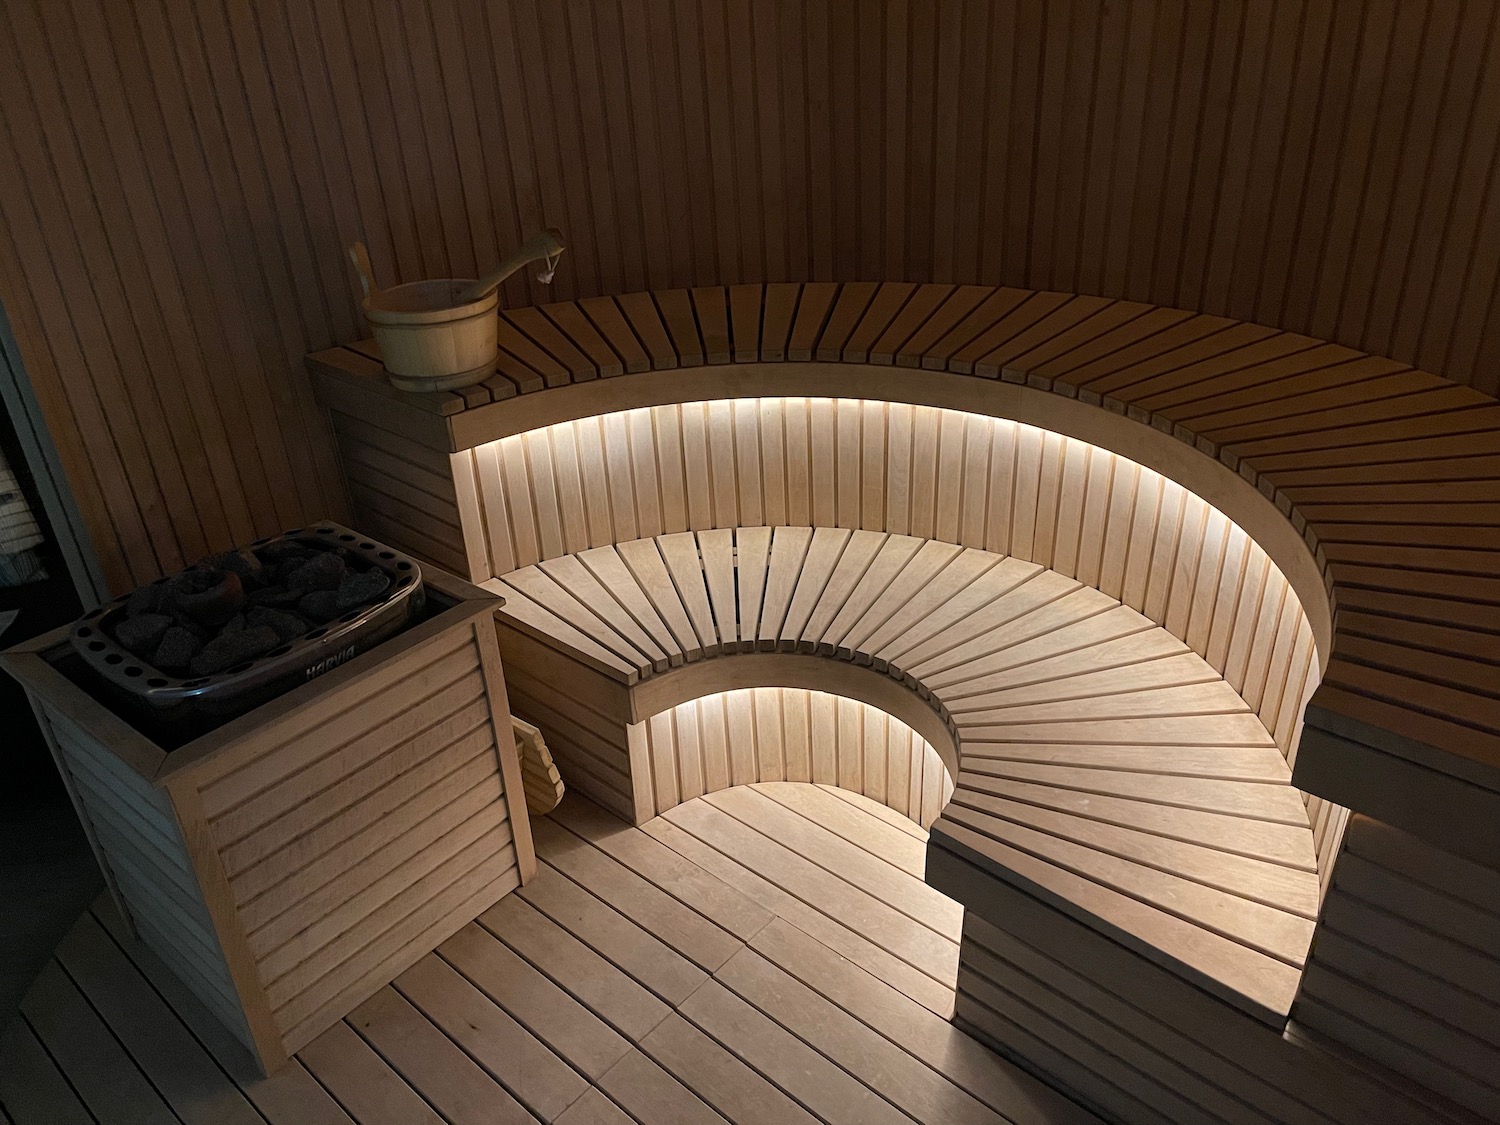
xmin=5 ymin=4 xmax=1500 ymax=1124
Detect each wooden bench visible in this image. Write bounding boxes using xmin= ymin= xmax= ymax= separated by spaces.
xmin=308 ymin=282 xmax=1500 ymax=1123
xmin=308 ymin=282 xmax=1500 ymax=872
xmin=487 ymin=526 xmax=1319 ymax=1024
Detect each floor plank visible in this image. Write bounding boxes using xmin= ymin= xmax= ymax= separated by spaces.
xmin=597 ymin=1049 xmax=728 ymax=1125
xmin=661 ymin=799 xmax=958 ymax=993
xmin=15 ymin=788 xmax=1106 ymax=1125
xmin=299 ymin=1020 xmax=446 ymax=1125
xmin=642 ymin=812 xmax=956 ymax=1017
xmin=394 ymin=952 xmax=588 ymax=1121
xmin=554 ymin=1089 xmax=634 ymax=1125
xmin=90 ymin=902 xmax=354 ymax=1125
xmin=547 ymin=796 xmax=774 ymax=941
xmin=705 ymin=786 xmax=962 ymax=937
xmin=640 ymin=1013 xmax=822 ymax=1125
xmin=53 ymin=912 xmax=264 ymax=1125
xmin=0 ymin=1017 xmax=95 ymax=1125
xmin=749 ymin=918 xmax=1101 ymax=1125
xmin=346 ymin=985 xmax=536 ymax=1125
xmin=444 ymin=914 xmax=640 ymax=1075
xmin=21 ymin=960 xmax=179 ymax=1125
xmin=531 ymin=816 xmax=744 ymax=970
xmin=756 ymin=783 xmax=929 ymax=875
xmin=477 ymin=893 xmax=670 ymax=1042
xmin=713 ymin=948 xmax=1011 ymax=1125
xmin=676 ymin=980 xmax=913 ymax=1125
xmin=517 ymin=861 xmax=708 ymax=1004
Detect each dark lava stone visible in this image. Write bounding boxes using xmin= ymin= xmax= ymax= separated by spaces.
xmin=247 ymin=606 xmax=309 ymax=642
xmin=189 ymin=625 xmax=280 ymax=676
xmin=298 ymin=589 xmax=342 ymax=623
xmin=113 ymin=612 xmax=171 ymax=656
xmin=172 ymin=569 xmax=245 ymax=626
xmin=248 ymin=584 xmax=303 ymax=608
xmin=258 ymin=539 xmax=317 ymax=563
xmin=287 ymin=552 xmax=346 ymax=594
xmin=220 ymin=613 xmax=246 ymax=635
xmin=205 ymin=549 xmax=265 ymax=587
xmin=126 ymin=582 xmax=168 ymax=618
xmin=336 ymin=568 xmax=390 ymax=610
xmin=150 ymin=626 xmax=203 ymax=672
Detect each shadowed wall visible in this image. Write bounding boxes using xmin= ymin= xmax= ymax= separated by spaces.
xmin=3 ymin=0 xmax=1498 ymax=589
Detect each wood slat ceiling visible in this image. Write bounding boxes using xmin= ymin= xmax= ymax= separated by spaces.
xmin=3 ymin=0 xmax=1498 ymax=590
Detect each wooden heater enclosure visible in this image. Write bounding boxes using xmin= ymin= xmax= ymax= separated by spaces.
xmin=0 ymin=566 xmax=535 ymax=1073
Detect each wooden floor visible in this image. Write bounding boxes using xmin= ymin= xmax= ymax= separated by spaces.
xmin=0 ymin=784 xmax=1100 ymax=1125
xmin=491 ymin=528 xmax=1319 ymax=1020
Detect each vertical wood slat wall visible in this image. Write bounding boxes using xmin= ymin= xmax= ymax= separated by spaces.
xmin=630 ymin=687 xmax=954 ymax=829
xmin=458 ymin=404 xmax=1319 ymax=754
xmin=4 ymin=1 xmax=1500 ymax=593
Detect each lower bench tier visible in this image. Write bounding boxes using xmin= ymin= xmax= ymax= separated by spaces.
xmin=485 ymin=527 xmax=1320 ymax=1024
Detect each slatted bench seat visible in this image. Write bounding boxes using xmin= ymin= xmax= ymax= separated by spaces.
xmin=307 ymin=282 xmax=1500 ymax=1123
xmin=310 ymin=281 xmax=1500 ymax=876
xmin=485 ymin=526 xmax=1319 ymax=1024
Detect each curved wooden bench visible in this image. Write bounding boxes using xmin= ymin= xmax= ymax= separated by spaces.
xmin=309 ymin=282 xmax=1500 ymax=869
xmin=487 ymin=526 xmax=1319 ymax=1023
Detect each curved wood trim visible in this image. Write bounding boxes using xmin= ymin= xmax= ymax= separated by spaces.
xmin=309 ymin=283 xmax=1500 ymax=863
xmin=436 ymin=361 xmax=1329 ymax=660
xmin=629 ymin=652 xmax=960 ymax=780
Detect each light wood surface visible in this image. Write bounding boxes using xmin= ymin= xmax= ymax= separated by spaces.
xmin=1295 ymin=816 xmax=1500 ymax=1120
xmin=514 ymin=716 xmax=566 ymax=816
xmin=486 ymin=528 xmax=1319 ymax=1019
xmin=3 ymin=787 xmax=1105 ymax=1125
xmin=635 ymin=687 xmax=953 ymax=828
xmin=10 ymin=1 xmax=1500 ymax=595
xmin=306 ymin=280 xmax=1500 ymax=867
xmin=932 ymin=847 xmax=1485 ymax=1125
xmin=0 ymin=575 xmax=533 ymax=1072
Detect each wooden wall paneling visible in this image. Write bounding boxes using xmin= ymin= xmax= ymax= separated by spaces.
xmin=12 ymin=2 xmax=1500 ymax=588
xmin=633 ymin=687 xmax=954 ymax=828
xmin=463 ymin=399 xmax=1318 ymax=758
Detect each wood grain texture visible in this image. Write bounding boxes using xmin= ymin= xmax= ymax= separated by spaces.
xmin=473 ymin=415 xmax=1319 ymax=782
xmin=1295 ymin=816 xmax=1500 ymax=1120
xmin=7 ymin=0 xmax=1500 ymax=592
xmin=9 ymin=795 xmax=1477 ymax=1125
xmin=308 ymin=278 xmax=1500 ymax=867
xmin=488 ymin=528 xmax=1321 ymax=1019
xmin=940 ymin=865 xmax=1477 ymax=1125
xmin=1 ymin=576 xmax=529 ymax=1072
xmin=634 ymin=688 xmax=954 ymax=829
xmin=27 ymin=698 xmax=251 ymax=1053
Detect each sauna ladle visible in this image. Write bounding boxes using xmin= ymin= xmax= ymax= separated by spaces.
xmin=348 ymin=241 xmax=380 ymax=300
xmin=456 ymin=228 xmax=566 ymax=304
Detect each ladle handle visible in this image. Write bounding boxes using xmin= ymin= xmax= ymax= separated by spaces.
xmin=348 ymin=241 xmax=378 ymax=300
xmin=459 ymin=228 xmax=565 ymax=304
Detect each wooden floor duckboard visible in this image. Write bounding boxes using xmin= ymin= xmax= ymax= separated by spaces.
xmin=0 ymin=785 xmax=1101 ymax=1125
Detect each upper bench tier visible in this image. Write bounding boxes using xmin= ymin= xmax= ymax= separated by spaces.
xmin=308 ymin=282 xmax=1500 ymax=865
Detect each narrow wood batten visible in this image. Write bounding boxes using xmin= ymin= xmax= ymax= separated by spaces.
xmin=455 ymin=396 xmax=1339 ymax=881
xmin=933 ymin=847 xmax=1476 ymax=1125
xmin=631 ymin=687 xmax=954 ymax=829
xmin=461 ymin=402 xmax=1319 ymax=753
xmin=309 ymin=280 xmax=1500 ymax=871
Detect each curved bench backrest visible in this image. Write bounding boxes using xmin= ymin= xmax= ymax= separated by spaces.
xmin=309 ymin=282 xmax=1500 ymax=867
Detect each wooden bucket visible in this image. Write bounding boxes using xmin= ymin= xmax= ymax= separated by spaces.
xmin=361 ymin=279 xmax=497 ymax=390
